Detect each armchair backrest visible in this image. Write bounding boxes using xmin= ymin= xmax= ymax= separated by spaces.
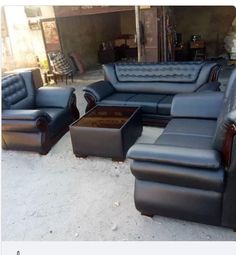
xmin=213 ymin=69 xmax=236 ymax=152
xmin=2 ymin=72 xmax=35 ymax=109
xmin=103 ymin=61 xmax=218 ymax=94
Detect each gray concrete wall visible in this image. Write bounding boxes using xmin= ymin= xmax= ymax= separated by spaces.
xmin=173 ymin=6 xmax=236 ymax=57
xmin=57 ymin=13 xmax=121 ymax=68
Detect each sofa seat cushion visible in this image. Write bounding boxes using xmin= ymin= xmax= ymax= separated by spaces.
xmin=157 ymin=95 xmax=174 ymax=115
xmin=131 ymin=160 xmax=224 ymax=192
xmin=163 ymin=118 xmax=217 ymax=138
xmin=155 ymin=133 xmax=214 ymax=149
xmin=38 ymin=108 xmax=71 ymax=138
xmin=101 ymin=93 xmax=136 ymax=105
xmin=125 ymin=94 xmax=166 ymax=114
xmin=101 ymin=93 xmax=169 ymax=114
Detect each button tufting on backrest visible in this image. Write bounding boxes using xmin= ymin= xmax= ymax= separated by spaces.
xmin=114 ymin=62 xmax=205 ymax=83
xmin=2 ymin=73 xmax=35 ymax=109
xmin=2 ymin=74 xmax=28 ymax=108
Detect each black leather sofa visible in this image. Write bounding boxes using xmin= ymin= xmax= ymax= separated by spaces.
xmin=2 ymin=71 xmax=80 ymax=154
xmin=83 ymin=62 xmax=220 ymax=126
xmin=127 ymin=69 xmax=236 ymax=229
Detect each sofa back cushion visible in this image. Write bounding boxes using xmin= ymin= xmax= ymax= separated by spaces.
xmin=213 ymin=69 xmax=236 ymax=152
xmin=103 ymin=62 xmax=217 ymax=94
xmin=2 ymin=72 xmax=35 ymax=109
xmin=115 ymin=62 xmax=204 ymax=82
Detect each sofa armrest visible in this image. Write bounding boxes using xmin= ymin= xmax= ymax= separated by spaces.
xmin=83 ymin=80 xmax=115 ymax=101
xmin=171 ymin=91 xmax=224 ymax=119
xmin=2 ymin=110 xmax=50 ymax=132
xmin=36 ymin=87 xmax=75 ymax=108
xmin=196 ymin=81 xmax=221 ymax=92
xmin=127 ymin=144 xmax=221 ymax=169
xmin=2 ymin=109 xmax=51 ymax=121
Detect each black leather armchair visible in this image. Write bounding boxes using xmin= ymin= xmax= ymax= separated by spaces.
xmin=127 ymin=69 xmax=236 ymax=229
xmin=2 ymin=71 xmax=80 ymax=154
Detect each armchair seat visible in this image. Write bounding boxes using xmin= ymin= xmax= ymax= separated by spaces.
xmin=37 ymin=108 xmax=72 ymax=138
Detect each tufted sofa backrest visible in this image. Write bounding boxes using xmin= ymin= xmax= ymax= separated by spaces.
xmin=213 ymin=69 xmax=236 ymax=152
xmin=114 ymin=62 xmax=204 ymax=83
xmin=103 ymin=62 xmax=218 ymax=94
xmin=2 ymin=72 xmax=35 ymax=109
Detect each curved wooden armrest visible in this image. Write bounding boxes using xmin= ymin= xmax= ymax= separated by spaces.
xmin=84 ymin=92 xmax=97 ymax=112
xmin=222 ymin=124 xmax=236 ymax=169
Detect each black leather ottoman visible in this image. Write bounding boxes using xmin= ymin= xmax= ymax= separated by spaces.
xmin=70 ymin=105 xmax=142 ymax=161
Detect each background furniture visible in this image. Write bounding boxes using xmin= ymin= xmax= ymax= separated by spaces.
xmin=189 ymin=40 xmax=206 ymax=61
xmin=2 ymin=71 xmax=80 ymax=154
xmin=83 ymin=61 xmax=220 ymax=127
xmin=70 ymin=105 xmax=142 ymax=161
xmin=98 ymin=48 xmax=116 ymax=64
xmin=98 ymin=34 xmax=137 ymax=64
xmin=48 ymin=51 xmax=74 ymax=84
xmin=127 ymin=69 xmax=236 ymax=229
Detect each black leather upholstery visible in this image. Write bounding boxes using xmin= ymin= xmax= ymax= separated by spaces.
xmin=131 ymin=161 xmax=224 ymax=192
xmin=171 ymin=92 xmax=224 ymax=119
xmin=36 ymin=87 xmax=75 ymax=108
xmin=163 ymin=118 xmax=217 ymax=138
xmin=2 ymin=109 xmax=51 ymax=121
xmin=101 ymin=93 xmax=135 ymax=105
xmin=213 ymin=69 xmax=236 ymax=151
xmin=134 ymin=179 xmax=222 ymax=226
xmin=128 ymin=144 xmax=221 ymax=169
xmin=114 ymin=62 xmax=205 ymax=83
xmin=103 ymin=62 xmax=218 ymax=94
xmin=2 ymin=72 xmax=79 ymax=154
xmin=84 ymin=80 xmax=114 ymax=101
xmin=155 ymin=133 xmax=213 ymax=150
xmin=157 ymin=96 xmax=174 ymax=115
xmin=128 ymin=68 xmax=236 ymax=228
xmin=83 ymin=61 xmax=219 ymax=126
xmin=2 ymin=72 xmax=35 ymax=109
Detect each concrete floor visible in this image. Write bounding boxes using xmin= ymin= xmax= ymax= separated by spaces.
xmin=2 ymin=69 xmax=236 ymax=241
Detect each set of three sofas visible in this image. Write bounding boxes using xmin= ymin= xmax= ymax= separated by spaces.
xmin=2 ymin=61 xmax=236 ymax=230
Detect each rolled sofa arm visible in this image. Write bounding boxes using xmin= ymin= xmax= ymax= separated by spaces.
xmin=2 ymin=109 xmax=51 ymax=121
xmin=83 ymin=80 xmax=115 ymax=101
xmin=127 ymin=143 xmax=221 ymax=169
xmin=171 ymin=91 xmax=224 ymax=119
xmin=2 ymin=109 xmax=51 ymax=132
xmin=196 ymin=81 xmax=221 ymax=92
xmin=36 ymin=87 xmax=75 ymax=108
